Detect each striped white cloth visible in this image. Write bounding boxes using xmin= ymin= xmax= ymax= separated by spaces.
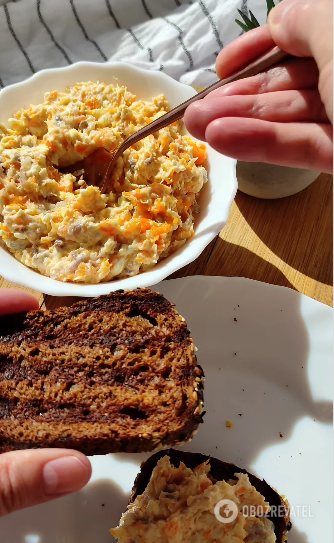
xmin=0 ymin=0 xmax=268 ymax=89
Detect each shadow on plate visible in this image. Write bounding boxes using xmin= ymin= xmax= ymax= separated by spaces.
xmin=159 ymin=278 xmax=332 ymax=459
xmin=0 ymin=277 xmax=330 ymax=543
xmin=0 ymin=478 xmax=127 ymax=543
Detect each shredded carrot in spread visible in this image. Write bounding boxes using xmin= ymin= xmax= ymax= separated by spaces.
xmin=0 ymin=82 xmax=207 ymax=283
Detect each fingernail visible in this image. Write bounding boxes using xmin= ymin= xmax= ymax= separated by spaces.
xmin=269 ymin=0 xmax=298 ymax=25
xmin=43 ymin=456 xmax=90 ymax=495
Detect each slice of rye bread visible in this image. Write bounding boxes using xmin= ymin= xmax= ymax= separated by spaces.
xmin=0 ymin=289 xmax=205 ymax=455
xmin=130 ymin=449 xmax=292 ymax=542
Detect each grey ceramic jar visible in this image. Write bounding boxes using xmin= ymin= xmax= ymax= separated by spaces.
xmin=237 ymin=161 xmax=320 ymax=199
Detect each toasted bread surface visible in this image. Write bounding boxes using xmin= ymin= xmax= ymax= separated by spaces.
xmin=0 ymin=290 xmax=204 ymax=455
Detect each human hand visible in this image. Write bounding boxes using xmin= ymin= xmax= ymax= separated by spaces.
xmin=185 ymin=0 xmax=333 ymax=173
xmin=0 ymin=289 xmax=91 ymax=517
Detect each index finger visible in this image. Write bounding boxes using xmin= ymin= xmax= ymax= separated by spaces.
xmin=0 ymin=289 xmax=39 ymax=316
xmin=216 ymin=26 xmax=274 ymax=79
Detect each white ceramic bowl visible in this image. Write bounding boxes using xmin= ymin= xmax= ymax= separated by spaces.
xmin=0 ymin=62 xmax=237 ymax=296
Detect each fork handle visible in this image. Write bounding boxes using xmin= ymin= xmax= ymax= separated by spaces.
xmin=102 ymin=46 xmax=290 ymax=193
xmin=122 ymin=46 xmax=288 ymax=148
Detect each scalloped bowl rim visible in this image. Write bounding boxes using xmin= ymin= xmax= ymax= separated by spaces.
xmin=0 ymin=61 xmax=237 ymax=296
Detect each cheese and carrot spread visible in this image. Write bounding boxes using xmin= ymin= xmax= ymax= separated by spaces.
xmin=110 ymin=456 xmax=276 ymax=543
xmin=0 ymin=82 xmax=207 ymax=283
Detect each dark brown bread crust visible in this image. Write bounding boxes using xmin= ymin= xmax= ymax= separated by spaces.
xmin=130 ymin=449 xmax=291 ymax=542
xmin=0 ymin=289 xmax=204 ymax=455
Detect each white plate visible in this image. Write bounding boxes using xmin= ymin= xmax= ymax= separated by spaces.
xmin=0 ymin=62 xmax=237 ymax=296
xmin=0 ymin=277 xmax=332 ymax=543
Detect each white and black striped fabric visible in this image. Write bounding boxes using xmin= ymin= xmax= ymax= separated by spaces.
xmin=0 ymin=0 xmax=268 ymax=89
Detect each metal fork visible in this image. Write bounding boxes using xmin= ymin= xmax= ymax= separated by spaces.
xmin=64 ymin=46 xmax=290 ymax=194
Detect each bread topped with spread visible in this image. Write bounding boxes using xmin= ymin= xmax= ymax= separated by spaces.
xmin=0 ymin=289 xmax=204 ymax=455
xmin=111 ymin=449 xmax=291 ymax=543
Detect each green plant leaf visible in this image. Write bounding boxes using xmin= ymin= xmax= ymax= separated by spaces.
xmin=266 ymin=0 xmax=276 ymax=16
xmin=235 ymin=18 xmax=251 ymax=32
xmin=249 ymin=10 xmax=260 ymax=27
xmin=235 ymin=1 xmax=276 ymax=32
xmin=236 ymin=9 xmax=257 ymax=29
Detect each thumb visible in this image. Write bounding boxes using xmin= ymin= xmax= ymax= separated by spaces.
xmin=268 ymin=0 xmax=332 ymax=60
xmin=268 ymin=0 xmax=333 ymax=121
xmin=0 ymin=449 xmax=91 ymax=516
